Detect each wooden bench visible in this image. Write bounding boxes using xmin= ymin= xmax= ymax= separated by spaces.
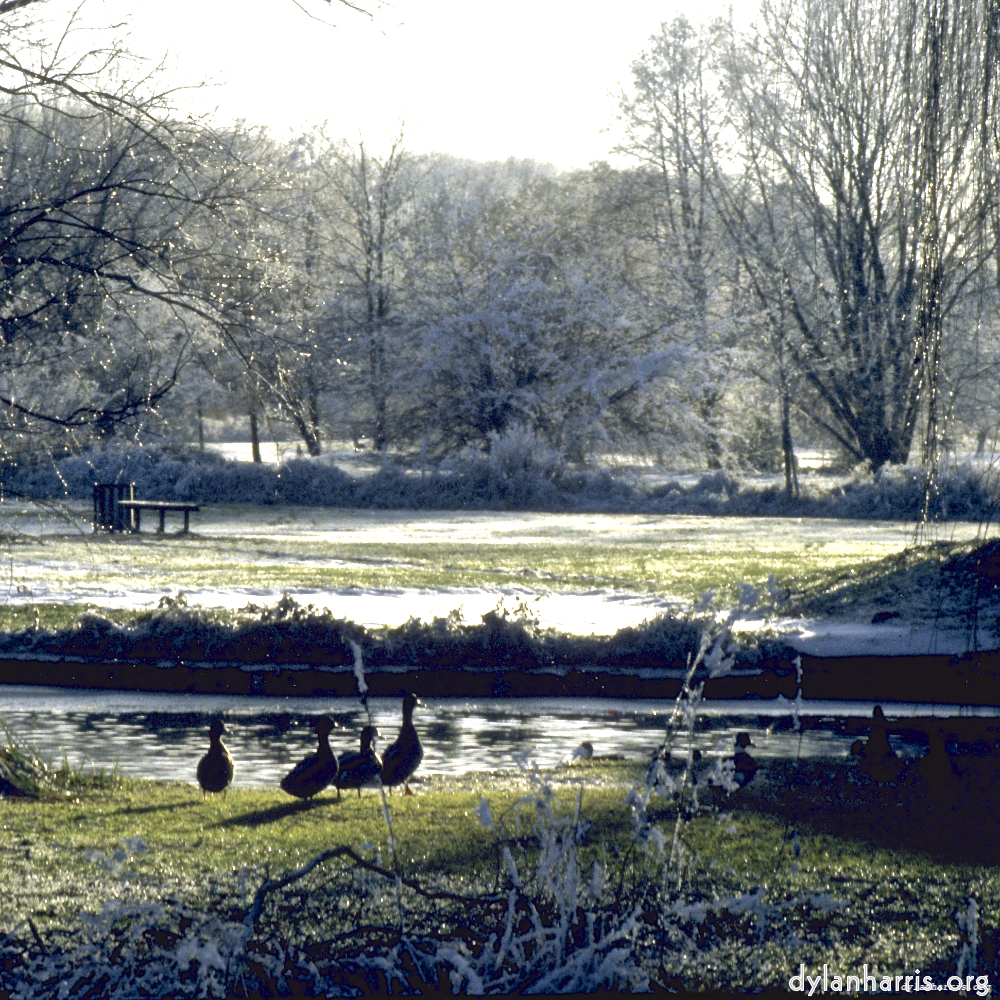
xmin=115 ymin=500 xmax=200 ymax=535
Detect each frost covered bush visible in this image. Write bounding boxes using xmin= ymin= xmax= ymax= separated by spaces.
xmin=645 ymin=463 xmax=996 ymax=521
xmin=487 ymin=424 xmax=564 ymax=483
xmin=1 ymin=902 xmax=249 ymax=999
xmin=823 ymin=462 xmax=994 ymax=521
xmin=173 ymin=459 xmax=279 ymax=504
xmin=1 ymin=443 xmax=995 ymax=519
xmin=274 ymin=459 xmax=356 ymax=506
xmin=0 ymin=593 xmax=708 ymax=675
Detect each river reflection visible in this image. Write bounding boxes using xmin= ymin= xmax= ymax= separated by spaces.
xmin=2 ymin=685 xmax=999 ymax=788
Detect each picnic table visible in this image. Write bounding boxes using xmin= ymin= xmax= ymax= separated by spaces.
xmin=116 ymin=499 xmax=200 ymax=535
xmin=93 ymin=484 xmax=200 ymax=535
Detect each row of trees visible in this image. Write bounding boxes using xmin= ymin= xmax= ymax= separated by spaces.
xmin=2 ymin=0 xmax=999 ymax=485
xmin=622 ymin=0 xmax=1000 ymax=481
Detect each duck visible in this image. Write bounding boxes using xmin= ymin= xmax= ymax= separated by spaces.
xmin=572 ymin=741 xmax=595 ymax=762
xmin=197 ymin=720 xmax=234 ymax=798
xmin=915 ymin=729 xmax=962 ymax=807
xmin=857 ymin=706 xmax=902 ymax=783
xmin=335 ymin=724 xmax=382 ymax=798
xmin=380 ymin=693 xmax=424 ymax=795
xmin=280 ymin=716 xmax=340 ymax=801
xmin=732 ymin=732 xmax=759 ymax=789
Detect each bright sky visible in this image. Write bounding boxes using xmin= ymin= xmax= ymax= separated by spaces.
xmin=64 ymin=0 xmax=750 ymax=169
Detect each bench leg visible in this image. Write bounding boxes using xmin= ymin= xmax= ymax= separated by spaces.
xmin=158 ymin=509 xmax=165 ymax=534
xmin=134 ymin=510 xmax=141 ymax=533
xmin=182 ymin=510 xmax=190 ymax=534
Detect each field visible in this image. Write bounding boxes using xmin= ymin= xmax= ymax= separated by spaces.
xmin=0 ymin=501 xmax=986 ymax=635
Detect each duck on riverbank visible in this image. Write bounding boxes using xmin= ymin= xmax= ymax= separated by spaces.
xmin=197 ymin=720 xmax=234 ymax=798
xmin=857 ymin=706 xmax=902 ymax=784
xmin=280 ymin=716 xmax=339 ymax=801
xmin=732 ymin=732 xmax=759 ymax=790
xmin=381 ymin=693 xmax=423 ymax=795
xmin=335 ymin=725 xmax=382 ymax=798
xmin=911 ymin=729 xmax=963 ymax=807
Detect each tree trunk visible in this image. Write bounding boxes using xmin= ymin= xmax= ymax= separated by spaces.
xmin=291 ymin=413 xmax=322 ymax=457
xmin=780 ymin=381 xmax=798 ymax=498
xmin=249 ymin=410 xmax=262 ymax=463
xmin=699 ymin=388 xmax=724 ymax=469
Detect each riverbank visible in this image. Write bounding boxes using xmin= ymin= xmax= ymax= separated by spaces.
xmin=0 ymin=512 xmax=997 ymax=704
xmin=1 ymin=643 xmax=998 ymax=703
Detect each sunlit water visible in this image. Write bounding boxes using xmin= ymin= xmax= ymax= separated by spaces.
xmin=3 ymin=686 xmax=999 ymax=788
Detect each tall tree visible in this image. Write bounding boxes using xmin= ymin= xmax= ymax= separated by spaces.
xmin=617 ymin=16 xmax=736 ymax=468
xmin=720 ymin=0 xmax=1000 ymax=470
xmin=403 ymin=156 xmax=693 ymax=463
xmin=315 ymin=133 xmax=414 ymax=453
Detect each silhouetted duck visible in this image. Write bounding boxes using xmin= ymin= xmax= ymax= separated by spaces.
xmin=280 ymin=716 xmax=339 ymax=800
xmin=858 ymin=706 xmax=902 ymax=783
xmin=381 ymin=693 xmax=424 ymax=795
xmin=197 ymin=720 xmax=234 ymax=798
xmin=733 ymin=732 xmax=759 ymax=789
xmin=915 ymin=729 xmax=962 ymax=807
xmin=335 ymin=725 xmax=382 ymax=798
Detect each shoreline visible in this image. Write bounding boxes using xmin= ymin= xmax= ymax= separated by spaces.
xmin=1 ymin=646 xmax=998 ymax=703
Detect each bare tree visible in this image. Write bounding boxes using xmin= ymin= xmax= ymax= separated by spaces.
xmin=719 ymin=0 xmax=999 ymax=471
xmin=315 ymin=133 xmax=414 ymax=453
xmin=617 ymin=16 xmax=737 ymax=468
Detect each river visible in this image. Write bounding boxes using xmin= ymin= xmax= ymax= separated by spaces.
xmin=3 ymin=686 xmax=999 ymax=788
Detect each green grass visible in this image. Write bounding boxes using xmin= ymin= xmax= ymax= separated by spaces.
xmin=2 ymin=759 xmax=997 ymax=990
xmin=0 ymin=762 xmax=640 ymax=930
xmin=0 ymin=504 xmax=985 ymax=627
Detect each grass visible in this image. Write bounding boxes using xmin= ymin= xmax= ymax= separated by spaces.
xmin=0 ymin=503 xmax=986 ymax=631
xmin=0 ymin=761 xmax=639 ymax=931
xmin=1 ymin=757 xmax=997 ymax=990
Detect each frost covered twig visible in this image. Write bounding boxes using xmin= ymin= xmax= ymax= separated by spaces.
xmin=247 ymin=845 xmax=504 ymax=929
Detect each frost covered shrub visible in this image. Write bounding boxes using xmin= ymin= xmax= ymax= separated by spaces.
xmin=273 ymin=458 xmax=356 ymax=506
xmin=172 ymin=459 xmax=278 ymax=504
xmin=1 ymin=901 xmax=250 ymax=1000
xmin=646 ymin=470 xmax=748 ymax=514
xmin=1 ymin=442 xmax=995 ymax=519
xmin=453 ymin=457 xmax=565 ymax=509
xmin=642 ymin=463 xmax=996 ymax=522
xmin=1 ymin=445 xmax=205 ymax=500
xmin=0 ymin=594 xmax=710 ymax=675
xmin=824 ymin=462 xmax=994 ymax=521
xmin=487 ymin=424 xmax=564 ymax=483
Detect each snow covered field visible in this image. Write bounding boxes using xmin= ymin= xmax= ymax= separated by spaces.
xmin=0 ymin=500 xmax=992 ymax=652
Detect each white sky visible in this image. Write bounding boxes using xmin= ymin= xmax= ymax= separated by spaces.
xmin=65 ymin=0 xmax=751 ymax=169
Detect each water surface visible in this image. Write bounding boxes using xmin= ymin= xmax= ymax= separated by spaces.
xmin=2 ymin=686 xmax=996 ymax=788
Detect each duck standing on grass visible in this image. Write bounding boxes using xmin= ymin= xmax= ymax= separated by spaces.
xmin=858 ymin=705 xmax=902 ymax=784
xmin=280 ymin=716 xmax=339 ymax=801
xmin=335 ymin=725 xmax=382 ymax=799
xmin=197 ymin=720 xmax=234 ymax=798
xmin=732 ymin=732 xmax=759 ymax=790
xmin=380 ymin=693 xmax=424 ymax=795
xmin=915 ymin=729 xmax=962 ymax=808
